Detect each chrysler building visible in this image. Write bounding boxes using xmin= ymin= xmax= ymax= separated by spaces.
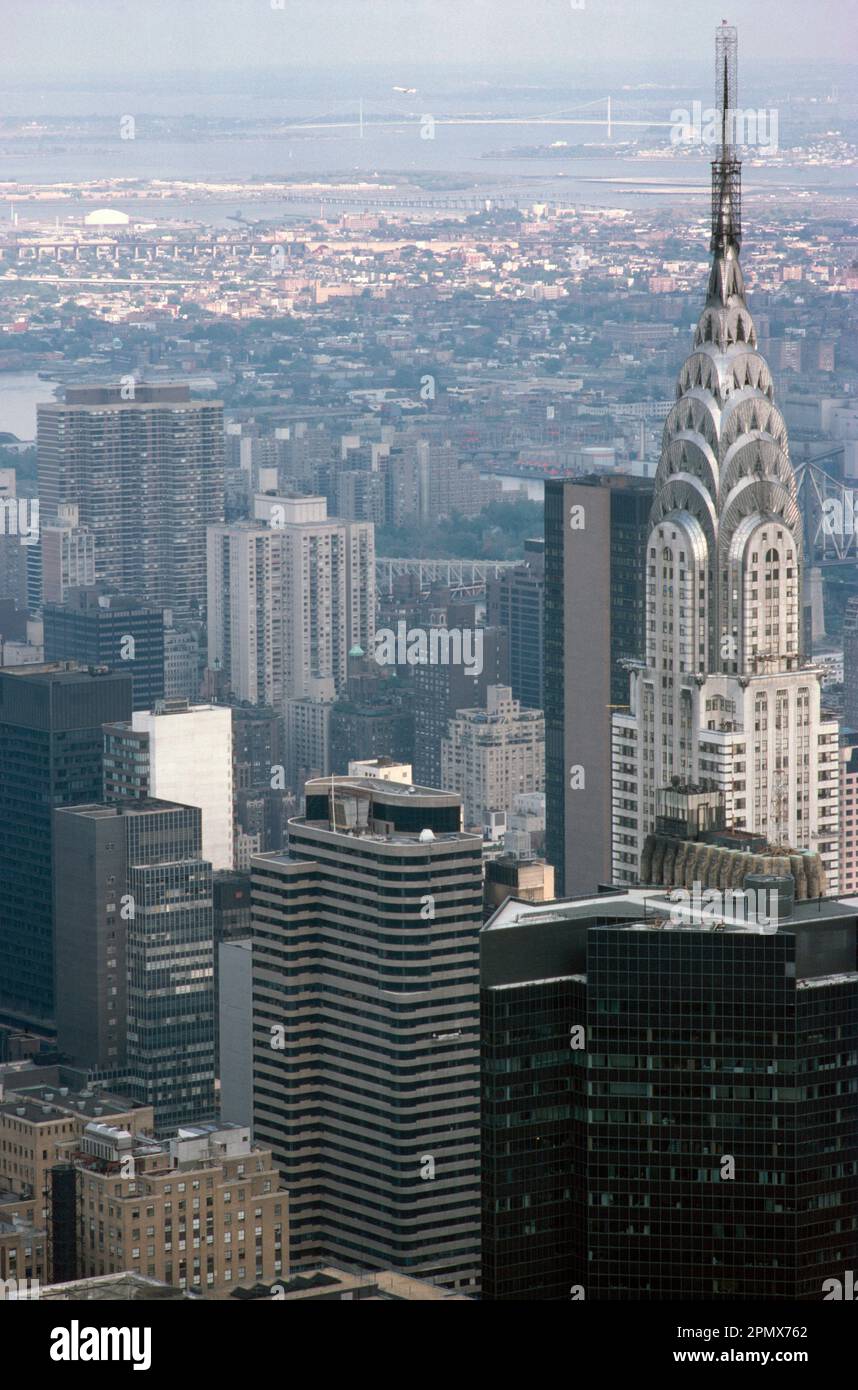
xmin=612 ymin=23 xmax=840 ymax=889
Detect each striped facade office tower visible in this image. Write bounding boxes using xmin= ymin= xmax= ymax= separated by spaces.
xmin=251 ymin=775 xmax=482 ymax=1291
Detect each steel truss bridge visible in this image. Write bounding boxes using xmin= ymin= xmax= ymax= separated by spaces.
xmin=376 ymin=557 xmax=519 ymax=600
xmin=794 ymin=449 xmax=856 ymax=564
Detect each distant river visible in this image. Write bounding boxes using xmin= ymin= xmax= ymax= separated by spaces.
xmin=4 ymin=140 xmax=856 ymax=230
xmin=0 ymin=371 xmax=59 ymax=442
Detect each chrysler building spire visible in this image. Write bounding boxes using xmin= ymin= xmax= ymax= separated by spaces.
xmin=711 ymin=20 xmax=741 ymax=256
xmin=611 ymin=23 xmax=840 ymax=893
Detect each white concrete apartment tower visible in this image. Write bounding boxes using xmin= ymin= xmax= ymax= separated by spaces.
xmin=132 ymin=702 xmax=235 ymax=870
xmin=612 ymin=23 xmax=839 ymax=889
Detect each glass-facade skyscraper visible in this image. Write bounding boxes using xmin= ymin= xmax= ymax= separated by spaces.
xmin=53 ymin=799 xmax=216 ymax=1134
xmin=124 ymin=802 xmax=216 ymax=1134
xmin=482 ymin=889 xmax=858 ymax=1301
xmin=0 ymin=662 xmax=132 ymax=1027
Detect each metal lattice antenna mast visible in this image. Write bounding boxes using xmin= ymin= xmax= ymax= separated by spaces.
xmin=711 ymin=21 xmax=741 ymax=254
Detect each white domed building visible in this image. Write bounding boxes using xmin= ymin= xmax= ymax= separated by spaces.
xmin=84 ymin=208 xmax=131 ymax=227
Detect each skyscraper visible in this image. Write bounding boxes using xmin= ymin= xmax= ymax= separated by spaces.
xmin=329 ymin=659 xmax=414 ymax=775
xmin=611 ymin=24 xmax=839 ymax=890
xmin=842 ymin=595 xmax=858 ymax=732
xmin=482 ymin=886 xmax=858 ymax=1301
xmin=487 ymin=537 xmax=545 ymax=711
xmin=37 ymin=383 xmax=224 ymax=622
xmin=205 ymin=523 xmax=285 ymax=709
xmin=544 ymin=475 xmax=652 ymax=896
xmin=40 ymin=504 xmax=96 ymax=606
xmin=53 ymin=802 xmax=133 ymax=1072
xmin=53 ymin=799 xmax=216 ymax=1132
xmin=104 ymin=701 xmax=234 ymax=871
xmin=251 ymin=775 xmax=483 ymax=1290
xmin=208 ymin=496 xmax=375 ymax=706
xmin=411 ymin=598 xmax=509 ymax=789
xmin=43 ymin=588 xmax=165 ymax=712
xmin=0 ymin=663 xmax=132 ymax=1026
xmin=122 ymin=803 xmax=216 ymax=1133
xmin=0 ymin=469 xmax=26 ymax=609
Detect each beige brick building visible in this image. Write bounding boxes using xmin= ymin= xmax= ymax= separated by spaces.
xmin=0 ymin=1193 xmax=47 ymax=1295
xmin=76 ymin=1121 xmax=287 ymax=1295
xmin=441 ymin=685 xmax=545 ymax=833
xmin=0 ymin=1080 xmax=288 ymax=1297
xmin=0 ymin=1083 xmax=153 ymax=1212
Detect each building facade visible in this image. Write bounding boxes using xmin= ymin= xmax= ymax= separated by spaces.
xmin=840 ymin=741 xmax=858 ymax=895
xmin=441 ymin=685 xmax=545 ymax=833
xmin=37 ymin=383 xmax=224 ymax=622
xmin=0 ymin=663 xmax=132 ymax=1026
xmin=411 ymin=611 xmax=509 ymax=790
xmin=40 ymin=504 xmax=95 ymax=607
xmin=208 ymin=497 xmax=375 ymax=707
xmin=482 ymin=885 xmax=858 ymax=1300
xmin=122 ymin=804 xmax=216 ymax=1133
xmin=610 ymin=33 xmax=839 ymax=890
xmin=843 ymin=595 xmax=858 ymax=734
xmin=104 ymin=701 xmax=234 ymax=872
xmin=487 ymin=538 xmax=545 ymax=711
xmin=544 ymin=475 xmax=652 ymax=897
xmin=43 ymin=589 xmax=165 ymax=712
xmin=73 ymin=1121 xmax=286 ymax=1295
xmin=53 ymin=799 xmax=216 ymax=1130
xmin=251 ymin=775 xmax=482 ymax=1291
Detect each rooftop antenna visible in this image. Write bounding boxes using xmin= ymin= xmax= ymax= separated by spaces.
xmin=710 ymin=20 xmax=741 ymax=255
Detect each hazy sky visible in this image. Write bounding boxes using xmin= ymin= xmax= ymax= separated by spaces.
xmin=2 ymin=0 xmax=854 ymax=81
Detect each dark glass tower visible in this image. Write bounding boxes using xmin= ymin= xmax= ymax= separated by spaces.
xmin=487 ymin=538 xmax=545 ymax=711
xmin=0 ymin=662 xmax=132 ymax=1027
xmin=544 ymin=475 xmax=652 ymax=896
xmin=123 ymin=801 xmax=215 ymax=1133
xmin=43 ymin=589 xmax=165 ymax=712
xmin=482 ymin=964 xmax=587 ymax=1300
xmin=53 ymin=798 xmax=216 ymax=1133
xmin=481 ymin=890 xmax=858 ymax=1300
